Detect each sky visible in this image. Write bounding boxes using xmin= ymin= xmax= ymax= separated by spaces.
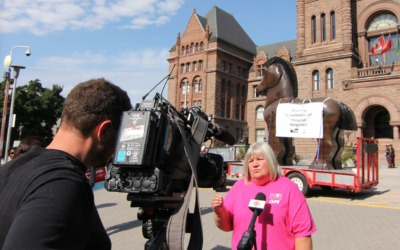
xmin=0 ymin=0 xmax=297 ymax=105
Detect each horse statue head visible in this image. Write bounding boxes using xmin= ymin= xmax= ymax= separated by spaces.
xmin=256 ymin=57 xmax=298 ymax=106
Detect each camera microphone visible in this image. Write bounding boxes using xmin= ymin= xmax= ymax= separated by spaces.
xmin=237 ymin=192 xmax=266 ymax=250
xmin=212 ymin=124 xmax=236 ymax=145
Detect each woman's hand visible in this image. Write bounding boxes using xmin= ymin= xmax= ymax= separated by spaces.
xmin=211 ymin=194 xmax=233 ymax=232
xmin=212 ymin=194 xmax=224 ymax=214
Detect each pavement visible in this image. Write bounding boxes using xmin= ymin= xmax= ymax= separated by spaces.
xmin=94 ymin=165 xmax=400 ymax=249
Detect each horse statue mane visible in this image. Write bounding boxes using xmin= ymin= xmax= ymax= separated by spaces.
xmin=264 ymin=57 xmax=298 ymax=98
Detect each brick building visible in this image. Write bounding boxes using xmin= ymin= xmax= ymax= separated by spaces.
xmin=167 ymin=1 xmax=400 ymax=164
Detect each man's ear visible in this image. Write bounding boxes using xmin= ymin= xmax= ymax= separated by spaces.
xmin=95 ymin=120 xmax=113 ymax=143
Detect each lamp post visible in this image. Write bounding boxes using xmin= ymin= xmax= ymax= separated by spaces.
xmin=4 ymin=65 xmax=26 ymax=163
xmin=1 ymin=46 xmax=30 ymax=159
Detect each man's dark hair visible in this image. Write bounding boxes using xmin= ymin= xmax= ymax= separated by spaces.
xmin=15 ymin=136 xmax=47 ymax=158
xmin=61 ymin=78 xmax=132 ymax=135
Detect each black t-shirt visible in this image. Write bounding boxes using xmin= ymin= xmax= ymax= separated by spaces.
xmin=0 ymin=147 xmax=111 ymax=249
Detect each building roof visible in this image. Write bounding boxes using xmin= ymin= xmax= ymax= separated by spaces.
xmin=200 ymin=6 xmax=257 ymax=55
xmin=256 ymin=39 xmax=297 ymax=61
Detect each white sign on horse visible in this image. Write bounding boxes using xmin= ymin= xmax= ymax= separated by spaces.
xmin=276 ymin=103 xmax=324 ymax=139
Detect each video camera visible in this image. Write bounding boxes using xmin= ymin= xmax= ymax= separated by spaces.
xmin=104 ymin=92 xmax=235 ymax=249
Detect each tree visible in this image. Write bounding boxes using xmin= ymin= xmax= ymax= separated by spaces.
xmin=0 ymin=79 xmax=64 ymax=152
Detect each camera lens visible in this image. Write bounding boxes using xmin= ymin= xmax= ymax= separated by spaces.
xmin=134 ymin=180 xmax=141 ymax=189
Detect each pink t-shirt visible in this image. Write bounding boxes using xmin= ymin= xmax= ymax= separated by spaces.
xmin=224 ymin=176 xmax=316 ymax=250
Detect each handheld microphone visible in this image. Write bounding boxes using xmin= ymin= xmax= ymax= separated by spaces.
xmin=237 ymin=192 xmax=266 ymax=250
xmin=210 ymin=124 xmax=236 ymax=145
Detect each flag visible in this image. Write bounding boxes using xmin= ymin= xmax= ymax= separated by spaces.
xmin=396 ymin=35 xmax=400 ymax=55
xmin=380 ymin=34 xmax=393 ymax=54
xmin=370 ymin=35 xmax=385 ymax=57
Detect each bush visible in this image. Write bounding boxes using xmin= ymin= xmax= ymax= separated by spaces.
xmin=292 ymin=153 xmax=300 ymax=164
xmin=236 ymin=146 xmax=247 ymax=161
xmin=341 ymin=146 xmax=356 ymax=166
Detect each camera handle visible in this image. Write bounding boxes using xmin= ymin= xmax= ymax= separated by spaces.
xmin=164 ymin=110 xmax=207 ymax=250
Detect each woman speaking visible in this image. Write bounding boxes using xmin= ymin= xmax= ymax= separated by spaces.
xmin=212 ymin=142 xmax=316 ymax=250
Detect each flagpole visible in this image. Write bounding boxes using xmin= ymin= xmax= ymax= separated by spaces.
xmin=387 ymin=31 xmax=395 ymax=64
xmin=395 ymin=30 xmax=400 ymax=61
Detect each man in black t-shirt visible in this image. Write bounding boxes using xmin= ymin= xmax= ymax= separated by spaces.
xmin=0 ymin=78 xmax=132 ymax=249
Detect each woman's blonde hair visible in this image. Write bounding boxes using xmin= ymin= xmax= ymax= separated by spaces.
xmin=243 ymin=142 xmax=281 ymax=185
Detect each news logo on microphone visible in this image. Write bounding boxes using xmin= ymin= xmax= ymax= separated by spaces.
xmin=248 ymin=199 xmax=266 ymax=210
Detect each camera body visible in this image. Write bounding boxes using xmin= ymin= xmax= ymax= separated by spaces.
xmin=105 ymin=94 xmax=225 ymax=208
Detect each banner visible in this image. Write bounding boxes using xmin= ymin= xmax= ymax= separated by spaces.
xmin=276 ymin=103 xmax=324 ymax=139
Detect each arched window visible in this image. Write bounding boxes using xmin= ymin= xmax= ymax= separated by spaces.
xmin=199 ymin=80 xmax=202 ymax=92
xmin=312 ymin=16 xmax=316 ymax=43
xmin=191 ymin=43 xmax=194 ymax=53
xmin=182 ymin=84 xmax=186 ymax=94
xmin=196 ymin=43 xmax=199 ymax=52
xmin=227 ymin=102 xmax=230 ymax=118
xmin=182 ymin=46 xmax=185 ymax=55
xmin=237 ymin=84 xmax=240 ymax=97
xmin=331 ymin=11 xmax=336 ymax=40
xmin=200 ymin=42 xmax=204 ymax=51
xmin=313 ymin=70 xmax=320 ymax=90
xmin=186 ymin=45 xmax=189 ymax=53
xmin=256 ymin=106 xmax=264 ymax=120
xmin=368 ymin=13 xmax=398 ymax=32
xmin=326 ymin=68 xmax=334 ymax=89
xmin=321 ymin=13 xmax=326 ymax=42
xmin=194 ymin=80 xmax=198 ymax=92
xmin=221 ymin=79 xmax=225 ymax=93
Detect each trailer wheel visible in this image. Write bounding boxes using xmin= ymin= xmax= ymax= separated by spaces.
xmin=287 ymin=172 xmax=309 ymax=196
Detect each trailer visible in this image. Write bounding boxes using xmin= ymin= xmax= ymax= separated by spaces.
xmin=227 ymin=137 xmax=379 ymax=196
xmin=85 ymin=167 xmax=107 ymax=184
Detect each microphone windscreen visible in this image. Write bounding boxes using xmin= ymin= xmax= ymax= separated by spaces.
xmin=214 ymin=126 xmax=236 ymax=145
xmin=255 ymin=192 xmax=266 ymax=201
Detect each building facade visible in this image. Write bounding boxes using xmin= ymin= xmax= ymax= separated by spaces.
xmin=168 ymin=1 xmax=400 ymax=163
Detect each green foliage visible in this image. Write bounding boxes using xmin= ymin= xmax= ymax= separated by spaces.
xmin=292 ymin=153 xmax=300 ymax=164
xmin=236 ymin=146 xmax=247 ymax=161
xmin=341 ymin=146 xmax=356 ymax=166
xmin=0 ymin=79 xmax=64 ymax=151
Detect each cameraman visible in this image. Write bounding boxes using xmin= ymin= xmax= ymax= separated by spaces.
xmin=0 ymin=78 xmax=132 ymax=249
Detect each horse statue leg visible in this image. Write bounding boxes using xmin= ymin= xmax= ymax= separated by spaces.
xmin=265 ymin=106 xmax=286 ymax=166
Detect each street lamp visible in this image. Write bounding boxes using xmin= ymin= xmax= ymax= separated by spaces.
xmin=4 ymin=65 xmax=26 ymax=163
xmin=1 ymin=46 xmax=30 ymax=159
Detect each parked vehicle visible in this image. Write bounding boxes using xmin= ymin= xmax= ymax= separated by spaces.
xmin=226 ymin=138 xmax=379 ymax=196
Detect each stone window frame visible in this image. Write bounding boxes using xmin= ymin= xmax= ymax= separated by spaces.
xmin=256 ymin=105 xmax=264 ymax=120
xmin=256 ymin=129 xmax=265 ymax=142
xmin=186 ymin=45 xmax=189 ymax=53
xmin=199 ymin=60 xmax=203 ymax=70
xmin=200 ymin=42 xmax=204 ymax=51
xmin=199 ymin=79 xmax=202 ymax=92
xmin=186 ymin=62 xmax=191 ymax=72
xmin=190 ymin=43 xmax=194 ymax=53
xmin=182 ymin=46 xmax=185 ymax=55
xmin=330 ymin=11 xmax=336 ymax=40
xmin=253 ymin=85 xmax=259 ymax=97
xmin=326 ymin=68 xmax=334 ymax=89
xmin=193 ymin=61 xmax=197 ymax=71
xmin=321 ymin=13 xmax=326 ymax=42
xmin=181 ymin=64 xmax=185 ymax=73
xmin=313 ymin=70 xmax=320 ymax=90
xmin=194 ymin=79 xmax=198 ymax=92
xmin=227 ymin=101 xmax=231 ymax=118
xmin=195 ymin=43 xmax=199 ymax=52
xmin=311 ymin=15 xmax=317 ymax=44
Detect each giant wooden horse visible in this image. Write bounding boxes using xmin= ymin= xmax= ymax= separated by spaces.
xmin=256 ymin=57 xmax=356 ymax=170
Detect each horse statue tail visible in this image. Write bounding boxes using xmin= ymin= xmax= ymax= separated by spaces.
xmin=338 ymin=101 xmax=357 ymax=131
